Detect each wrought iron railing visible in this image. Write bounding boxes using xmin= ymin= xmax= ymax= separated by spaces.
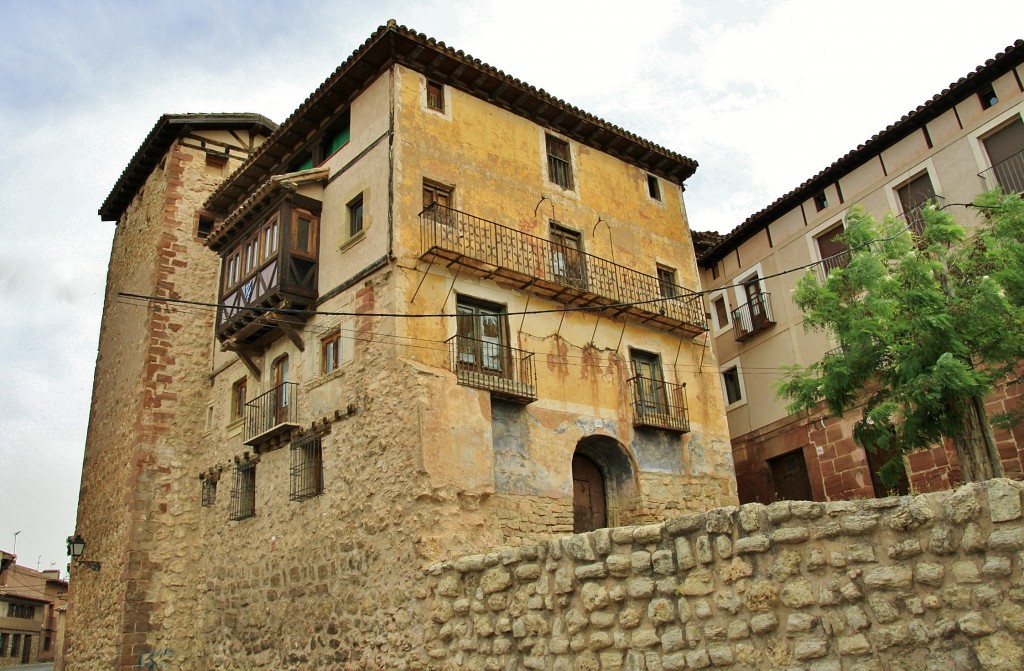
xmin=818 ymin=251 xmax=851 ymax=280
xmin=446 ymin=335 xmax=537 ymax=403
xmin=731 ymin=292 xmax=775 ymax=341
xmin=628 ymin=375 xmax=689 ymax=432
xmin=896 ymin=195 xmax=947 ymax=238
xmin=244 ymin=382 xmax=299 ymax=445
xmin=979 ymin=150 xmax=1024 ymax=194
xmin=420 ymin=204 xmax=707 ymax=334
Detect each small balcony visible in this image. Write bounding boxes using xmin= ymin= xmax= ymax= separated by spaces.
xmin=731 ymin=292 xmax=775 ymax=341
xmin=628 ymin=375 xmax=689 ymax=432
xmin=447 ymin=336 xmax=537 ymax=403
xmin=244 ymin=382 xmax=300 ymax=447
xmin=420 ymin=204 xmax=707 ymax=336
xmin=979 ymin=150 xmax=1024 ymax=194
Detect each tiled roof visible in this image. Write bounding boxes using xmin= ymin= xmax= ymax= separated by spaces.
xmin=204 ymin=20 xmax=698 ymax=216
xmin=698 ymin=39 xmax=1024 ymax=267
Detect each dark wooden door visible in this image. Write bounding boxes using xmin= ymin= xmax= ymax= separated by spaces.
xmin=865 ymin=446 xmax=910 ymax=497
xmin=768 ymin=449 xmax=813 ymax=501
xmin=21 ymin=635 xmax=30 ymax=663
xmin=573 ymin=454 xmax=607 ymax=533
xmin=272 ymin=355 xmax=289 ymax=423
xmin=744 ymin=278 xmax=766 ymax=328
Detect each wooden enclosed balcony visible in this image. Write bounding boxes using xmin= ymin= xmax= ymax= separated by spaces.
xmin=731 ymin=292 xmax=775 ymax=341
xmin=420 ymin=204 xmax=707 ymax=336
xmin=628 ymin=375 xmax=689 ymax=432
xmin=244 ymin=382 xmax=300 ymax=447
xmin=447 ymin=335 xmax=537 ymax=403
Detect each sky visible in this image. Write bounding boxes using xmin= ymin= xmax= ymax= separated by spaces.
xmin=0 ymin=0 xmax=1020 ymax=575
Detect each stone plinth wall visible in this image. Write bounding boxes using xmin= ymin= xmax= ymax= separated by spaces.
xmin=414 ymin=479 xmax=1024 ymax=671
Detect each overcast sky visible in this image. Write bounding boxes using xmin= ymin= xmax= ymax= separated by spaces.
xmin=0 ymin=0 xmax=1019 ymax=574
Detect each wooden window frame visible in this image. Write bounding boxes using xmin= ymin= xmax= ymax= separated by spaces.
xmin=322 ymin=332 xmax=341 ymax=374
xmin=711 ymin=295 xmax=730 ymax=330
xmin=722 ymin=366 xmax=743 ymax=405
xmin=426 ymin=80 xmax=445 ymax=112
xmin=290 ymin=208 xmax=319 ymax=260
xmin=348 ymin=195 xmax=364 ymax=238
xmin=455 ymin=296 xmax=510 ymax=376
xmin=813 ymin=191 xmax=829 ymax=212
xmin=230 ymin=377 xmax=247 ymax=422
xmin=546 ymin=134 xmax=574 ymax=190
xmin=656 ymin=265 xmax=677 ymax=298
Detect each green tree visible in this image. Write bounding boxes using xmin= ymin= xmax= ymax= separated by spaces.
xmin=779 ymin=192 xmax=1024 ymax=484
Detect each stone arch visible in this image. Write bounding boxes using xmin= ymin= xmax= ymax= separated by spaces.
xmin=572 ymin=435 xmax=639 ymax=532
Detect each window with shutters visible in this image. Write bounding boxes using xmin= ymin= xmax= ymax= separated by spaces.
xmin=816 ymin=223 xmax=849 ymax=278
xmin=426 ymin=80 xmax=445 ymax=112
xmin=546 ymin=135 xmax=573 ymax=190
xmin=981 ymin=117 xmax=1024 ymax=193
xmin=895 ymin=172 xmax=937 ymax=237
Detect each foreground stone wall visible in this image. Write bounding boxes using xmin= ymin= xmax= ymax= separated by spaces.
xmin=414 ymin=479 xmax=1024 ymax=671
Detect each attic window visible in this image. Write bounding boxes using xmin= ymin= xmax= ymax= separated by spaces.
xmin=647 ymin=175 xmax=662 ymax=201
xmin=978 ymin=85 xmax=998 ymax=110
xmin=813 ymin=192 xmax=829 ymax=212
xmin=196 ymin=214 xmax=216 ymax=240
xmin=426 ymin=81 xmax=445 ymax=112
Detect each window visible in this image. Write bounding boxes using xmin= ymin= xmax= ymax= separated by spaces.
xmin=272 ymin=355 xmax=290 ymax=422
xmin=348 ymin=195 xmax=364 ymax=237
xmin=711 ymin=263 xmax=720 ymax=280
xmin=816 ymin=223 xmax=848 ymax=277
xmin=7 ymin=603 xmax=34 ymax=619
xmin=317 ymin=110 xmax=350 ymax=162
xmin=982 ymin=117 xmax=1024 ymax=193
xmin=44 ymin=636 xmax=51 ymax=652
xmin=631 ymin=350 xmax=667 ymax=415
xmin=722 ymin=366 xmax=743 ymax=405
xmin=10 ymin=634 xmax=20 ymax=657
xmin=426 ymin=80 xmax=445 ymax=112
xmin=979 ymin=85 xmax=998 ymax=110
xmin=546 ymin=135 xmax=573 ymax=190
xmin=711 ymin=295 xmax=730 ymax=331
xmin=230 ymin=461 xmax=256 ymax=521
xmin=201 ymin=476 xmax=217 ymax=507
xmin=813 ymin=191 xmax=828 ymax=212
xmin=290 ymin=433 xmax=324 ymax=501
xmin=322 ymin=332 xmax=341 ymax=374
xmin=456 ymin=297 xmax=508 ymax=375
xmin=262 ymin=216 xmax=279 ymax=261
xmin=647 ymin=174 xmax=662 ymax=201
xmin=0 ymin=633 xmax=7 ymax=656
xmin=423 ymin=181 xmax=453 ymax=210
xmin=292 ymin=209 xmax=318 ymax=257
xmin=657 ymin=265 xmax=677 ymax=298
xmin=231 ymin=378 xmax=247 ymax=422
xmin=896 ymin=173 xmax=936 ymax=236
xmin=550 ymin=223 xmax=587 ymax=289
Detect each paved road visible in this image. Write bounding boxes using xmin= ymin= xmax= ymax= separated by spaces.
xmin=6 ymin=663 xmax=54 ymax=671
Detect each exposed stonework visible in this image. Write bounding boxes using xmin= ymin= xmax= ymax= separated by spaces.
xmin=416 ymin=479 xmax=1024 ymax=671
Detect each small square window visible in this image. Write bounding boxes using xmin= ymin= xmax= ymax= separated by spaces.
xmin=657 ymin=266 xmax=677 ymax=298
xmin=322 ymin=332 xmax=341 ymax=374
xmin=813 ymin=192 xmax=828 ymax=212
xmin=201 ymin=476 xmax=217 ymax=507
xmin=722 ymin=366 xmax=743 ymax=405
xmin=230 ymin=461 xmax=256 ymax=521
xmin=712 ymin=296 xmax=730 ymax=330
xmin=290 ymin=433 xmax=324 ymax=501
xmin=711 ymin=263 xmax=720 ymax=280
xmin=546 ymin=135 xmax=573 ymax=190
xmin=348 ymin=195 xmax=364 ymax=237
xmin=426 ymin=81 xmax=445 ymax=112
xmin=231 ymin=378 xmax=247 ymax=422
xmin=978 ymin=85 xmax=998 ymax=110
xmin=647 ymin=175 xmax=662 ymax=201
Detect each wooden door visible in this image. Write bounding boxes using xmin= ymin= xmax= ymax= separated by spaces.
xmin=21 ymin=635 xmax=30 ymax=664
xmin=272 ymin=355 xmax=289 ymax=423
xmin=631 ymin=351 xmax=666 ymax=415
xmin=744 ymin=278 xmax=765 ymax=327
xmin=865 ymin=446 xmax=910 ymax=497
xmin=768 ymin=449 xmax=813 ymax=502
xmin=550 ymin=225 xmax=587 ymax=289
xmin=573 ymin=454 xmax=607 ymax=533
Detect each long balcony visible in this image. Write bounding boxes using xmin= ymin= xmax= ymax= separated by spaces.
xmin=244 ymin=382 xmax=300 ymax=447
xmin=628 ymin=375 xmax=689 ymax=432
xmin=447 ymin=336 xmax=537 ymax=403
xmin=420 ymin=204 xmax=707 ymax=336
xmin=732 ymin=292 xmax=775 ymax=341
xmin=979 ymin=150 xmax=1024 ymax=194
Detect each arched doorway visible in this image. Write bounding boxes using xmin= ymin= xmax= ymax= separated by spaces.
xmin=572 ymin=435 xmax=638 ymax=532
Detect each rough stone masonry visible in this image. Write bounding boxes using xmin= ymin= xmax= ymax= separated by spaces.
xmin=412 ymin=479 xmax=1024 ymax=671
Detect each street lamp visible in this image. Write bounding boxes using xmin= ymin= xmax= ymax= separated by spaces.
xmin=66 ymin=534 xmax=101 ymax=571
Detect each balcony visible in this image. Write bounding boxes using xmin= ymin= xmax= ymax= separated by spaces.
xmin=420 ymin=204 xmax=707 ymax=336
xmin=628 ymin=375 xmax=689 ymax=432
xmin=817 ymin=251 xmax=850 ymax=280
xmin=447 ymin=336 xmax=537 ymax=403
xmin=896 ymin=195 xmax=947 ymax=239
xmin=731 ymin=292 xmax=775 ymax=341
xmin=244 ymin=382 xmax=300 ymax=447
xmin=979 ymin=150 xmax=1024 ymax=194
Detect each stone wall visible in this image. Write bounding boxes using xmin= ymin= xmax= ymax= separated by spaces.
xmin=414 ymin=479 xmax=1024 ymax=671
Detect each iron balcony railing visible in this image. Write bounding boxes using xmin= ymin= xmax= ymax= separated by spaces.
xmin=420 ymin=204 xmax=707 ymax=335
xmin=896 ymin=195 xmax=947 ymax=239
xmin=818 ymin=251 xmax=851 ymax=280
xmin=979 ymin=150 xmax=1024 ymax=194
xmin=447 ymin=335 xmax=538 ymax=403
xmin=244 ymin=382 xmax=299 ymax=446
xmin=628 ymin=375 xmax=689 ymax=432
xmin=731 ymin=292 xmax=775 ymax=341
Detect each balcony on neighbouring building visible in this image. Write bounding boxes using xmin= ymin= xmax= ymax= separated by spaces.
xmin=896 ymin=195 xmax=947 ymax=239
xmin=420 ymin=204 xmax=707 ymax=336
xmin=732 ymin=292 xmax=775 ymax=341
xmin=447 ymin=335 xmax=538 ymax=403
xmin=244 ymin=382 xmax=300 ymax=447
xmin=980 ymin=150 xmax=1024 ymax=194
xmin=628 ymin=375 xmax=689 ymax=432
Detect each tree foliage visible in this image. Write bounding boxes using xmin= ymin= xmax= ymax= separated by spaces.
xmin=778 ymin=192 xmax=1024 ymax=483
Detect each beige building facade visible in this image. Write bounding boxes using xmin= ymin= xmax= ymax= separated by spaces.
xmin=0 ymin=553 xmax=67 ymax=667
xmin=69 ymin=22 xmax=736 ymax=670
xmin=698 ymin=40 xmax=1024 ymax=504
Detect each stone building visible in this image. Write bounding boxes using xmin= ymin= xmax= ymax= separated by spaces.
xmin=0 ymin=552 xmax=67 ymax=667
xmin=697 ymin=40 xmax=1024 ymax=504
xmin=68 ymin=22 xmax=736 ymax=670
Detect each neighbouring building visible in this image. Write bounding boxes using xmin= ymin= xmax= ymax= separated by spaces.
xmin=698 ymin=40 xmax=1024 ymax=504
xmin=0 ymin=552 xmax=67 ymax=667
xmin=68 ymin=21 xmax=736 ymax=670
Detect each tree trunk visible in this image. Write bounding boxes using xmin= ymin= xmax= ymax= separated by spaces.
xmin=952 ymin=394 xmax=1004 ymax=482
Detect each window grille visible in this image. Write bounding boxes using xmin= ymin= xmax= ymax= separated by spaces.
xmin=290 ymin=434 xmax=324 ymax=501
xmin=201 ymin=477 xmax=217 ymax=507
xmin=230 ymin=461 xmax=256 ymax=520
xmin=546 ymin=135 xmax=573 ymax=190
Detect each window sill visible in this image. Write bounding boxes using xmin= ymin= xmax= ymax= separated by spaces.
xmin=339 ymin=230 xmax=366 ymax=252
